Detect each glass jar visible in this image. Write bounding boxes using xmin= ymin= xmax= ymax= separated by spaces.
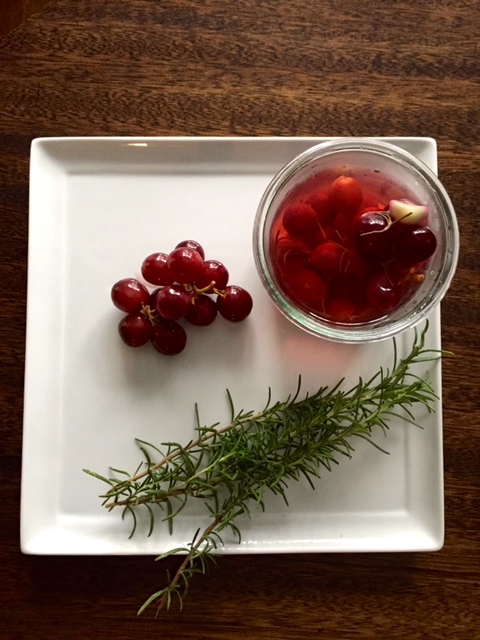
xmin=253 ymin=138 xmax=459 ymax=342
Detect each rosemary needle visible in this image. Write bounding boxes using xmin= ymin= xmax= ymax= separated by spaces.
xmin=84 ymin=322 xmax=440 ymax=616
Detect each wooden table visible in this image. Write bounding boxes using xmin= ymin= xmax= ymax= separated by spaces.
xmin=1 ymin=2 xmax=479 ymax=638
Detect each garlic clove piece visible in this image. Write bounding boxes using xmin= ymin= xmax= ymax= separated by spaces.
xmin=389 ymin=199 xmax=428 ymax=225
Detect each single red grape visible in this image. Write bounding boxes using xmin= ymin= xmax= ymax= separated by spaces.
xmin=282 ymin=265 xmax=327 ymax=309
xmin=185 ymin=294 xmax=218 ymax=326
xmin=111 ymin=278 xmax=150 ymax=313
xmin=366 ymin=272 xmax=402 ymax=313
xmin=329 ymin=176 xmax=363 ymax=218
xmin=118 ymin=313 xmax=152 ymax=347
xmin=310 ymin=241 xmax=345 ymax=278
xmin=151 ymin=320 xmax=187 ymax=355
xmin=352 ymin=211 xmax=397 ymax=262
xmin=175 ymin=239 xmax=205 ymax=260
xmin=274 ymin=233 xmax=310 ymax=266
xmin=167 ymin=247 xmax=204 ymax=283
xmin=306 ymin=191 xmax=336 ymax=225
xmin=141 ymin=252 xmax=174 ymax=286
xmin=195 ymin=259 xmax=229 ymax=291
xmin=155 ymin=284 xmax=192 ymax=321
xmin=397 ymin=226 xmax=437 ymax=266
xmin=216 ymin=286 xmax=253 ymax=322
xmin=275 ymin=246 xmax=312 ymax=305
xmin=282 ymin=203 xmax=318 ymax=237
xmin=342 ymin=250 xmax=371 ymax=283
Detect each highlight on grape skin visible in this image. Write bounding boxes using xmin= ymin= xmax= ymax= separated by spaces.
xmin=111 ymin=278 xmax=150 ymax=313
xmin=110 ymin=240 xmax=253 ymax=356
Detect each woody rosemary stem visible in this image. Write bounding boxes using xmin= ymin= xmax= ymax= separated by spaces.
xmin=103 ymin=410 xmax=266 ymax=505
xmin=84 ymin=321 xmax=442 ymax=616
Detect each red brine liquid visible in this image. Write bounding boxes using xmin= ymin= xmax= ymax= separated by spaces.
xmin=270 ymin=173 xmax=438 ymax=323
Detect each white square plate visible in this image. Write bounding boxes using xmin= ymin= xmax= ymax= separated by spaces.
xmin=21 ymin=136 xmax=443 ymax=555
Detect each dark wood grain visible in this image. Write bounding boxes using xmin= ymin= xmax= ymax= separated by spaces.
xmin=1 ymin=1 xmax=479 ymax=638
xmin=0 ymin=0 xmax=50 ymax=37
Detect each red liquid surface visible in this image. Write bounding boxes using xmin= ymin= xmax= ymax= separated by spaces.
xmin=269 ymin=173 xmax=437 ymax=324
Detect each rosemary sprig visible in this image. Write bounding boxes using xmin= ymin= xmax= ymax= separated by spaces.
xmin=84 ymin=322 xmax=441 ymax=616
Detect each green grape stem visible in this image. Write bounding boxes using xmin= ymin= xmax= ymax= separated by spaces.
xmin=84 ymin=321 xmax=442 ymax=616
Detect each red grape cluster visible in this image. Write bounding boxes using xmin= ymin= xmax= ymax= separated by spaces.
xmin=111 ymin=240 xmax=253 ymax=355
